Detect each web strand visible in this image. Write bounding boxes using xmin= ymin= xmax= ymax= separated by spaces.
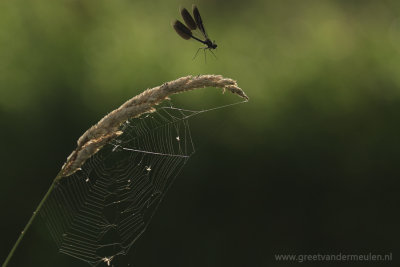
xmin=41 ymin=104 xmax=204 ymax=266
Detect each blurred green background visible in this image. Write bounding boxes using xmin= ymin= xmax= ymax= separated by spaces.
xmin=1 ymin=0 xmax=400 ymax=266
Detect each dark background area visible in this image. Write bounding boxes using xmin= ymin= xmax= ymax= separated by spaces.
xmin=1 ymin=0 xmax=399 ymax=266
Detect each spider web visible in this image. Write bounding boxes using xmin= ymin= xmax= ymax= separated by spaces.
xmin=40 ymin=102 xmax=204 ymax=266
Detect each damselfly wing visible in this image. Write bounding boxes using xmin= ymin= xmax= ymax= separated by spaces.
xmin=173 ymin=5 xmax=217 ymax=59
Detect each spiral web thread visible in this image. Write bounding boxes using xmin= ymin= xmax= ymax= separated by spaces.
xmin=40 ymin=103 xmax=200 ymax=266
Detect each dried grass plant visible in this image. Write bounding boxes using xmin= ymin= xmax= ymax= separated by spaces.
xmin=3 ymin=74 xmax=248 ymax=267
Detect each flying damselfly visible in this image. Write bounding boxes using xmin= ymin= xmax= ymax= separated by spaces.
xmin=173 ymin=5 xmax=217 ymax=60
